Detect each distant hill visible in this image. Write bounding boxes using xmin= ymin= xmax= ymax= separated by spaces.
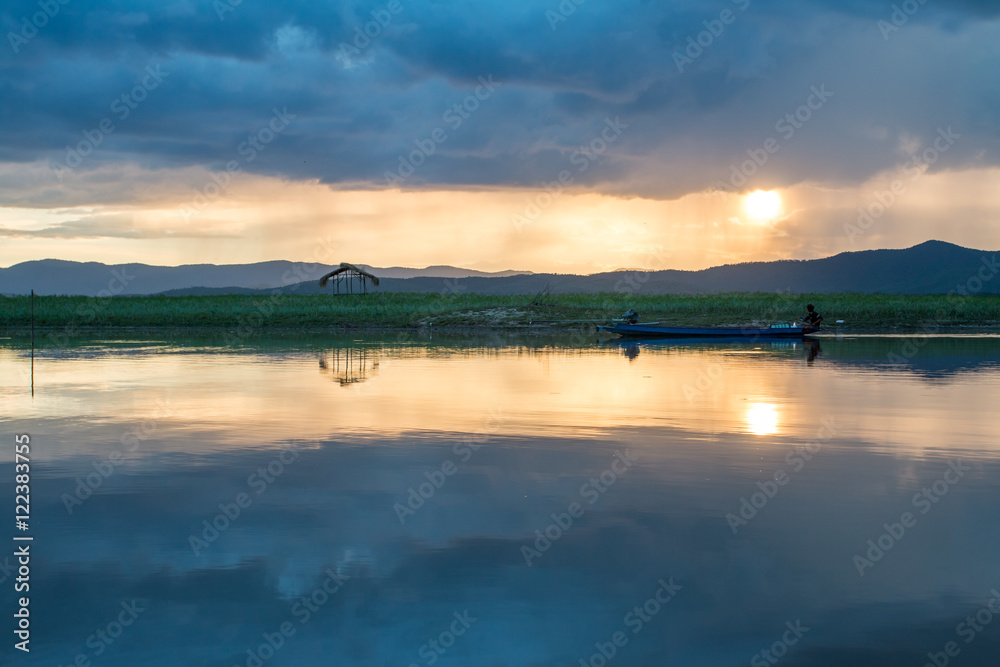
xmin=1 ymin=241 xmax=997 ymax=296
xmin=0 ymin=260 xmax=530 ymax=296
xmin=353 ymin=264 xmax=530 ymax=279
xmin=159 ymin=241 xmax=999 ymax=297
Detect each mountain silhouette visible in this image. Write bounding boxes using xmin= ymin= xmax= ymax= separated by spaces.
xmin=1 ymin=241 xmax=996 ymax=297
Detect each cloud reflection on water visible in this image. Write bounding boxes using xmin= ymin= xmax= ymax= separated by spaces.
xmin=1 ymin=334 xmax=999 ymax=665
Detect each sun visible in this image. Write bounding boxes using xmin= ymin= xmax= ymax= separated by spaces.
xmin=744 ymin=190 xmax=782 ymax=220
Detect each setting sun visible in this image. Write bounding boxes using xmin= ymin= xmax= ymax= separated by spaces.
xmin=744 ymin=190 xmax=782 ymax=220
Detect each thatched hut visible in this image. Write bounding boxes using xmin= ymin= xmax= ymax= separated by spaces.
xmin=318 ymin=263 xmax=380 ymax=295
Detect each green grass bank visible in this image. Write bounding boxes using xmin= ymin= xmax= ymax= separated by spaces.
xmin=2 ymin=292 xmax=1000 ymax=331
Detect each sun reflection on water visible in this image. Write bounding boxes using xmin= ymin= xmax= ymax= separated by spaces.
xmin=746 ymin=402 xmax=779 ymax=436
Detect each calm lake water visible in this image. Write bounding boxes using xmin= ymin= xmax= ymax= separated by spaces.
xmin=2 ymin=333 xmax=999 ymax=666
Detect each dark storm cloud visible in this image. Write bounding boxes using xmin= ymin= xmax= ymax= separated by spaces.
xmin=0 ymin=0 xmax=998 ymax=201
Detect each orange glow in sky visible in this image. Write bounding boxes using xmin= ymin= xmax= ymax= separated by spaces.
xmin=2 ymin=166 xmax=999 ymax=271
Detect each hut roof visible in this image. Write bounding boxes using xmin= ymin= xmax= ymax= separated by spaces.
xmin=318 ymin=263 xmax=380 ymax=287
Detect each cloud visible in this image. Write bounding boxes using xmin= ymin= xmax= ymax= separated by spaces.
xmin=0 ymin=0 xmax=997 ymax=207
xmin=0 ymin=212 xmax=239 ymax=239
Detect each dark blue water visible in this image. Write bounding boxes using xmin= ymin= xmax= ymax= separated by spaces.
xmin=2 ymin=334 xmax=999 ymax=666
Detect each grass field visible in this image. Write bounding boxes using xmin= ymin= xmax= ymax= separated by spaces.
xmin=2 ymin=292 xmax=999 ymax=331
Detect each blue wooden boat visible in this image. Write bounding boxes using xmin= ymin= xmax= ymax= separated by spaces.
xmin=598 ymin=322 xmax=818 ymax=338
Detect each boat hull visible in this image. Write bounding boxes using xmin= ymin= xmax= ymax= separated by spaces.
xmin=598 ymin=323 xmax=816 ymax=338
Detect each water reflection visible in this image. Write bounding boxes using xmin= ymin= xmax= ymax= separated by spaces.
xmin=1 ymin=333 xmax=999 ymax=665
xmin=806 ymin=338 xmax=822 ymax=363
xmin=608 ymin=336 xmax=826 ymax=366
xmin=318 ymin=347 xmax=380 ymax=386
xmin=746 ymin=402 xmax=780 ymax=436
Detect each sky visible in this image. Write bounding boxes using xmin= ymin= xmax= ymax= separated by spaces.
xmin=1 ymin=0 xmax=998 ymax=272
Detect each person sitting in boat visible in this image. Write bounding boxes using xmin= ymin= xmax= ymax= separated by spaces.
xmin=800 ymin=304 xmax=823 ymax=329
xmin=622 ymin=309 xmax=639 ymax=324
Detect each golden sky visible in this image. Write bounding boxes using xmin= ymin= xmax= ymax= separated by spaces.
xmin=3 ymin=165 xmax=998 ymax=271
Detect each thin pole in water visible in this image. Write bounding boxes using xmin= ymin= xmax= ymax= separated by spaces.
xmin=30 ymin=289 xmax=34 ymax=397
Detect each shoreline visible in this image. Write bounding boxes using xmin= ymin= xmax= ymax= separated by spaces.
xmin=2 ymin=292 xmax=999 ymax=334
xmin=3 ymin=323 xmax=1000 ymax=339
